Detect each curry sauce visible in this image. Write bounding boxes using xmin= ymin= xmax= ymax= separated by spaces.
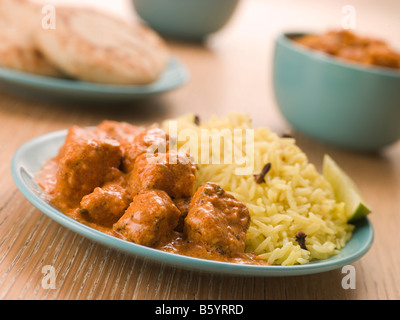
xmin=37 ymin=121 xmax=267 ymax=265
xmin=294 ymin=30 xmax=400 ymax=70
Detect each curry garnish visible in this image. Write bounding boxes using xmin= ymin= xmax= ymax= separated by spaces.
xmin=253 ymin=163 xmax=271 ymax=184
xmin=194 ymin=115 xmax=200 ymax=126
xmin=78 ymin=208 xmax=89 ymax=215
xmin=295 ymin=231 xmax=307 ymax=250
xmin=281 ymin=130 xmax=293 ymax=138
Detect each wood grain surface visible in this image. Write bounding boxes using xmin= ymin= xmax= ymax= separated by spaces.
xmin=1 ymin=0 xmax=399 ymax=300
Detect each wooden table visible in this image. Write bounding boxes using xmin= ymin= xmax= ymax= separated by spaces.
xmin=1 ymin=0 xmax=399 ymax=300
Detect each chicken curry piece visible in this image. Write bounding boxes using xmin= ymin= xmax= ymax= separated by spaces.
xmin=294 ymin=30 xmax=400 ymax=70
xmin=37 ymin=121 xmax=266 ymax=265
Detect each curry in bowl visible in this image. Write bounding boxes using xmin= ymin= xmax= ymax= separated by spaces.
xmin=294 ymin=30 xmax=400 ymax=71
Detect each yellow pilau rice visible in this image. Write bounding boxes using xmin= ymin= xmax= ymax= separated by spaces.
xmin=162 ymin=113 xmax=354 ymax=265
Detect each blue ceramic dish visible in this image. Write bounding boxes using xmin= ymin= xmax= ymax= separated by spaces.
xmin=0 ymin=56 xmax=189 ymax=102
xmin=132 ymin=0 xmax=240 ymax=40
xmin=11 ymin=129 xmax=374 ymax=277
xmin=273 ymin=32 xmax=400 ymax=151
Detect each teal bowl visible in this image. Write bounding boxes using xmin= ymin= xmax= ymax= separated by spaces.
xmin=273 ymin=32 xmax=400 ymax=151
xmin=132 ymin=0 xmax=240 ymax=40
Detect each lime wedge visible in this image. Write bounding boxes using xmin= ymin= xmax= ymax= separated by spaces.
xmin=322 ymin=154 xmax=371 ymax=222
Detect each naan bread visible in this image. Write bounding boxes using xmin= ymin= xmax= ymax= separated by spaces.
xmin=34 ymin=6 xmax=170 ymax=84
xmin=0 ymin=0 xmax=63 ymax=77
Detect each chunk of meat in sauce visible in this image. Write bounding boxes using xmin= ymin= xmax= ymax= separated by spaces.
xmin=113 ymin=190 xmax=181 ymax=247
xmin=52 ymin=126 xmax=123 ymax=209
xmin=295 ymin=30 xmax=361 ymax=55
xmin=364 ymin=44 xmax=400 ymax=69
xmin=295 ymin=30 xmax=400 ymax=70
xmin=96 ymin=120 xmax=142 ymax=148
xmin=80 ymin=182 xmax=132 ymax=226
xmin=123 ymin=127 xmax=172 ymax=173
xmin=129 ymin=151 xmax=196 ymax=199
xmin=184 ymin=182 xmax=250 ymax=257
xmin=37 ymin=121 xmax=268 ymax=265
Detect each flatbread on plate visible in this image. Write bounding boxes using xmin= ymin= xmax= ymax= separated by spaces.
xmin=34 ymin=6 xmax=170 ymax=85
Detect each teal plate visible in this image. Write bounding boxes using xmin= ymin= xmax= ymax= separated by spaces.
xmin=11 ymin=129 xmax=374 ymax=276
xmin=0 ymin=56 xmax=189 ymax=102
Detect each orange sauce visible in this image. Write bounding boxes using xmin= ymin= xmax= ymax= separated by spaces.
xmin=36 ymin=123 xmax=268 ymax=266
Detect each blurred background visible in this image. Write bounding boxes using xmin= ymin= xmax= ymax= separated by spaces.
xmin=19 ymin=0 xmax=400 ymax=131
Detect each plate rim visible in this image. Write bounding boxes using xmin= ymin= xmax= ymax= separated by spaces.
xmin=0 ymin=55 xmax=189 ymax=98
xmin=11 ymin=129 xmax=375 ymax=277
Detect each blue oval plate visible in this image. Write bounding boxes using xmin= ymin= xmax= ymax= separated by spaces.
xmin=0 ymin=56 xmax=189 ymax=102
xmin=11 ymin=129 xmax=374 ymax=276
